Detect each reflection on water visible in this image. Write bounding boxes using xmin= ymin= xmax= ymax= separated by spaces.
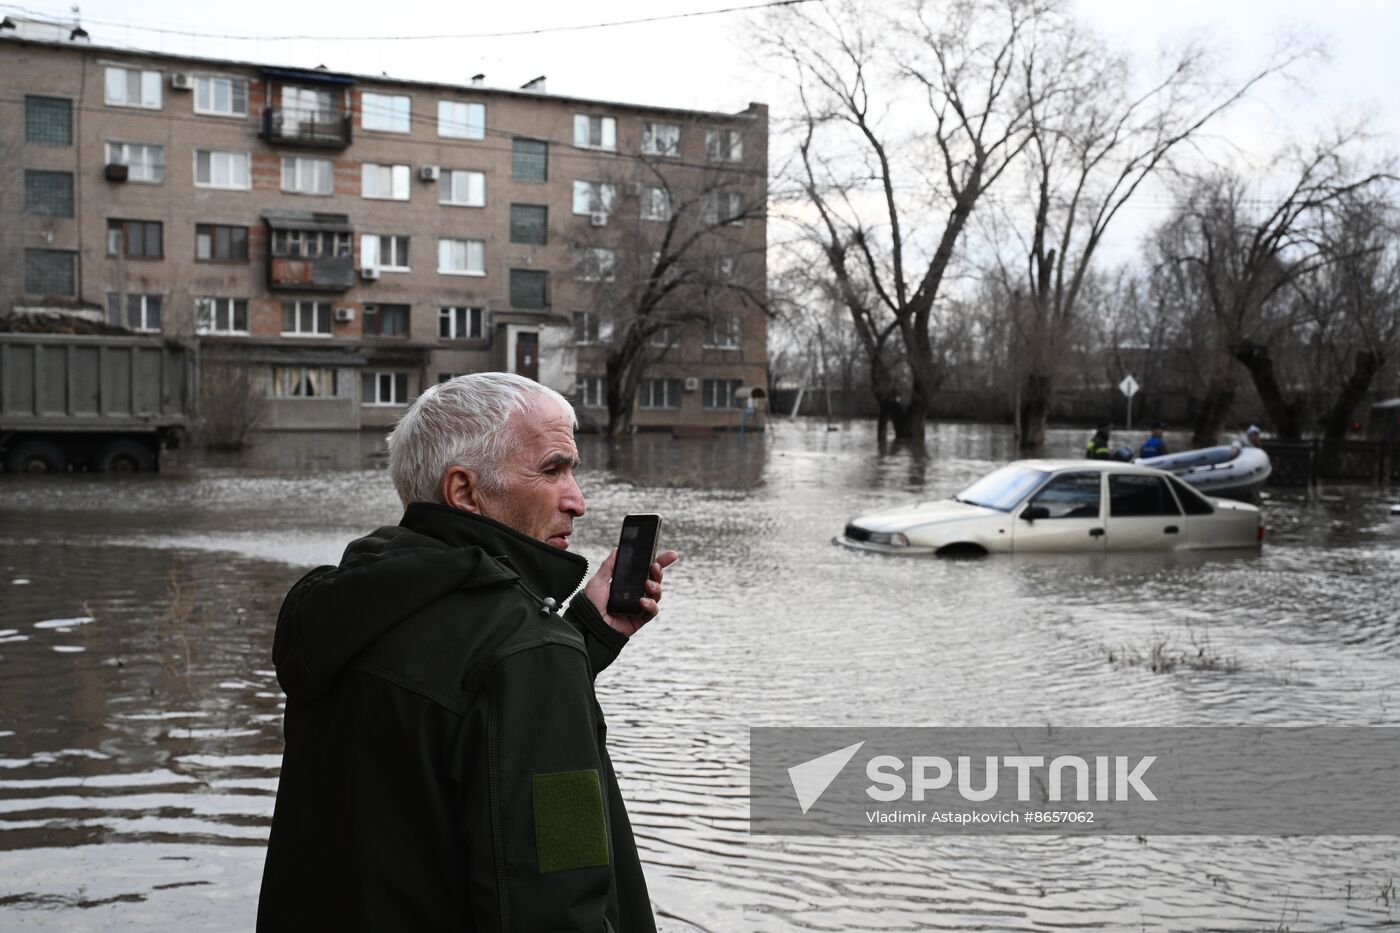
xmin=2 ymin=420 xmax=1398 ymax=931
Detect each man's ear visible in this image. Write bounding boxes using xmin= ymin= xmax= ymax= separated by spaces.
xmin=440 ymin=465 xmax=484 ymax=513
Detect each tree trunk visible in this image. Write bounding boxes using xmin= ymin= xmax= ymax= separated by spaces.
xmin=604 ymin=328 xmax=648 ymax=439
xmin=1016 ymin=370 xmax=1052 ymax=452
xmin=1231 ymin=339 xmax=1305 ymax=440
xmin=1320 ymin=351 xmax=1381 ymax=443
xmin=1191 ymin=372 xmax=1236 ymax=446
xmin=893 ymin=396 xmax=928 ymax=448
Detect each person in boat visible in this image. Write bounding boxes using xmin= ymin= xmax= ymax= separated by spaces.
xmin=1139 ymin=422 xmax=1168 ymax=459
xmin=1086 ymin=423 xmax=1113 ymax=459
xmin=1227 ymin=424 xmax=1264 ymax=460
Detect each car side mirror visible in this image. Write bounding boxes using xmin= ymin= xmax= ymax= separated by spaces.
xmin=1021 ymin=505 xmax=1049 ymax=522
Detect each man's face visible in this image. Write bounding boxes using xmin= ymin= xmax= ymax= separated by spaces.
xmin=476 ymin=401 xmax=585 ymax=549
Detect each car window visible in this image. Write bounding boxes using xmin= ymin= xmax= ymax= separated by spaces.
xmin=1168 ymin=476 xmax=1214 ymax=515
xmin=1109 ymin=474 xmax=1182 ymax=517
xmin=956 ymin=465 xmax=1048 ymax=512
xmin=1028 ymin=472 xmax=1101 ymax=519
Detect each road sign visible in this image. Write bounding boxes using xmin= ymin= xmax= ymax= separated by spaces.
xmin=1119 ymin=375 xmax=1140 ymax=398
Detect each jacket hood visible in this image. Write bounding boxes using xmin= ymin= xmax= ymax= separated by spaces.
xmin=273 ymin=503 xmax=589 ymax=702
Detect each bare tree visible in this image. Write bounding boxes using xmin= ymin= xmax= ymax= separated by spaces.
xmin=1003 ymin=21 xmax=1307 ymax=450
xmin=1162 ymin=146 xmax=1390 ymax=439
xmin=763 ymin=0 xmax=1047 ymax=449
xmin=568 ymin=155 xmax=767 ymax=438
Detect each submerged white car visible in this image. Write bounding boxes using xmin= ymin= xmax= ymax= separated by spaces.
xmin=839 ymin=460 xmax=1263 ymax=555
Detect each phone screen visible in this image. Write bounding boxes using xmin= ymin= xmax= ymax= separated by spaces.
xmin=607 ymin=514 xmax=662 ymax=615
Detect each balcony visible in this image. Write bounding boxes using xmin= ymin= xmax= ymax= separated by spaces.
xmin=265 ymin=210 xmax=356 ymax=292
xmin=261 ymin=108 xmax=352 ymax=149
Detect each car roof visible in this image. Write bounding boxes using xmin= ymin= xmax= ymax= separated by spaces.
xmin=1008 ymin=459 xmax=1171 ymax=477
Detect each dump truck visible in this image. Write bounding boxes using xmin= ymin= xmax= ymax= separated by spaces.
xmin=0 ymin=331 xmax=193 ymax=473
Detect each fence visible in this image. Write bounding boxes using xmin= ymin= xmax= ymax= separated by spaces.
xmin=1263 ymin=440 xmax=1399 ymax=487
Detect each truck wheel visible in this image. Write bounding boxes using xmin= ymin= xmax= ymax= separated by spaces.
xmin=95 ymin=440 xmax=156 ymax=473
xmin=7 ymin=440 xmax=68 ymax=474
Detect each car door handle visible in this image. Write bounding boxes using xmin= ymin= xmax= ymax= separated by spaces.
xmin=1164 ymin=526 xmax=1179 ymax=535
xmin=1089 ymin=528 xmax=1105 ymax=538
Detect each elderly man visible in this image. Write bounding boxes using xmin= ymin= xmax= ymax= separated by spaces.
xmin=258 ymin=372 xmax=675 ymax=932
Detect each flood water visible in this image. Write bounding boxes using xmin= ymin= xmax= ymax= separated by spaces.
xmin=1 ymin=420 xmax=1398 ymax=931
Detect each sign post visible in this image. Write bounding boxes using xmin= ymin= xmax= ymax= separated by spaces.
xmin=1118 ymin=375 xmax=1140 ymax=431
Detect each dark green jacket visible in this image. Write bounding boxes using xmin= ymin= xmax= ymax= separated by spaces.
xmin=258 ymin=503 xmax=655 ymax=933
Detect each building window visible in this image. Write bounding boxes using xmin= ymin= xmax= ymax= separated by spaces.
xmin=575 ymin=376 xmax=606 ymax=409
xmin=717 ymin=255 xmax=740 ymax=283
xmin=24 ymin=170 xmax=73 ymax=217
xmin=510 ymin=270 xmax=548 ymax=309
xmin=282 ymin=86 xmax=336 ymax=126
xmin=281 ymin=156 xmax=333 ymax=195
xmin=437 ymin=238 xmax=485 ymax=275
xmin=360 ymin=234 xmax=409 ymax=271
xmin=573 ymin=248 xmax=617 ymax=282
xmin=268 ymin=366 xmax=348 ymax=398
xmin=510 ymin=204 xmax=548 ymax=245
xmin=705 ymin=128 xmax=743 ymax=162
xmin=194 ymin=76 xmax=248 ymax=117
xmin=572 ymin=180 xmax=617 ymax=216
xmin=107 ymin=219 xmax=163 ymax=259
xmin=362 ymin=371 xmax=410 ymax=406
xmin=25 ymin=96 xmax=71 ymax=145
xmin=640 ymin=121 xmax=681 ymax=157
xmin=703 ymin=378 xmax=742 ymax=410
xmin=440 ymin=169 xmax=485 ymax=207
xmin=105 ymin=66 xmax=161 ymax=109
xmin=196 ymin=224 xmax=249 ymax=262
xmin=271 ymin=230 xmax=351 ymax=259
xmin=639 ymin=378 xmax=682 ymax=410
xmin=361 ymin=162 xmax=411 ymax=200
xmin=573 ymin=310 xmax=614 ymax=345
xmin=361 ymin=93 xmax=411 ymax=133
xmin=281 ymin=300 xmax=333 ymax=337
xmin=573 ymin=114 xmax=616 ymax=151
xmin=439 ymin=306 xmax=484 ymax=340
xmin=705 ymin=313 xmax=742 ymax=349
xmin=363 ymin=303 xmax=410 ymax=337
xmin=106 ymin=293 xmax=163 ymax=332
xmin=703 ymin=190 xmax=745 ymax=226
xmin=649 ymin=323 xmax=678 ymax=348
xmin=512 ymin=138 xmax=548 ymax=182
xmin=23 ymin=249 xmax=76 ymax=296
xmin=438 ymin=100 xmax=485 ymax=139
xmin=640 ymin=186 xmax=673 ymax=222
xmin=106 ymin=142 xmax=165 ymax=184
xmin=194 ymin=149 xmax=250 ymax=189
xmin=195 ymin=297 xmax=249 ymax=335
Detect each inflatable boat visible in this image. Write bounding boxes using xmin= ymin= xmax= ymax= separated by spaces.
xmin=1137 ymin=445 xmax=1271 ymax=501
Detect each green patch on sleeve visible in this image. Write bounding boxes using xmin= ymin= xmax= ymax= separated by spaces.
xmin=532 ymin=769 xmax=610 ymax=873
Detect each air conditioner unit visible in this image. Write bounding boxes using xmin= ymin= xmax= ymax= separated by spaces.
xmin=170 ymin=72 xmax=193 ymax=90
xmin=589 ymin=211 xmax=608 ymax=228
xmin=334 ymin=307 xmax=356 ymax=322
xmin=359 ymin=267 xmax=380 ymax=281
xmin=683 ymin=377 xmax=699 ymax=392
xmin=419 ymin=165 xmax=440 ymax=182
xmin=103 ymin=163 xmax=129 ymax=182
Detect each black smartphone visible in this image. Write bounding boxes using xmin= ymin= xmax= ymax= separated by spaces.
xmin=607 ymin=514 xmax=663 ymax=616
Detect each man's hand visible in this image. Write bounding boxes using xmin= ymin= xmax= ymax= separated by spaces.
xmin=582 ymin=548 xmax=680 ymax=637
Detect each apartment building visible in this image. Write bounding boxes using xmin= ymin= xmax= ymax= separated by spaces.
xmin=0 ymin=22 xmax=768 ymax=432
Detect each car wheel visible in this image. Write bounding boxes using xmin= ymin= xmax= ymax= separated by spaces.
xmin=936 ymin=543 xmax=988 ymax=558
xmin=95 ymin=439 xmax=156 ymax=473
xmin=6 ymin=440 xmax=68 ymax=474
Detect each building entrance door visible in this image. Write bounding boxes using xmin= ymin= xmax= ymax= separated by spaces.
xmin=515 ymin=332 xmax=538 ymax=381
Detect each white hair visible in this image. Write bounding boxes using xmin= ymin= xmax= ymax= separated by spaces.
xmin=386 ymin=372 xmax=577 ymax=507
